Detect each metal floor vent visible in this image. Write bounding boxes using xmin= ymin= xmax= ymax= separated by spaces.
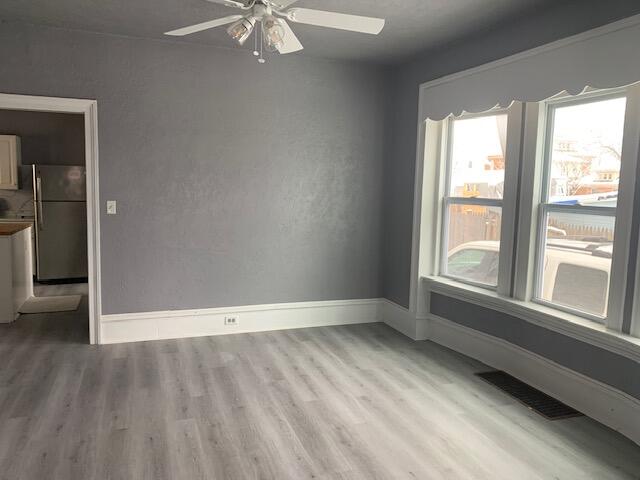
xmin=475 ymin=371 xmax=584 ymax=420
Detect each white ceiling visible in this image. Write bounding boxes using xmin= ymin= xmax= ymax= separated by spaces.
xmin=0 ymin=0 xmax=561 ymax=63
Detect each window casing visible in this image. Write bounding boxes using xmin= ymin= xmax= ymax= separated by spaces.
xmin=438 ymin=106 xmax=523 ymax=294
xmin=532 ymin=92 xmax=626 ymax=322
xmin=423 ymin=85 xmax=640 ymax=337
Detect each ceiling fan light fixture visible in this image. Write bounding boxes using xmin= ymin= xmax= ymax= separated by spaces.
xmin=262 ymin=15 xmax=286 ymax=51
xmin=165 ymin=1 xmax=385 ymax=59
xmin=227 ymin=16 xmax=256 ymax=45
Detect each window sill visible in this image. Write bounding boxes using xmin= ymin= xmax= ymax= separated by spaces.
xmin=422 ymin=276 xmax=640 ymax=363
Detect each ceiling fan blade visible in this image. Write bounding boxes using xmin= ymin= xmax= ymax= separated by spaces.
xmin=270 ymin=0 xmax=299 ymax=9
xmin=204 ymin=0 xmax=252 ymax=8
xmin=286 ymin=8 xmax=385 ymax=35
xmin=164 ymin=15 xmax=243 ymax=36
xmin=277 ymin=20 xmax=304 ymax=54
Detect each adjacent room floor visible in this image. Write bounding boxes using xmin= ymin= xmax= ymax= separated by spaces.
xmin=1 ymin=307 xmax=639 ymax=479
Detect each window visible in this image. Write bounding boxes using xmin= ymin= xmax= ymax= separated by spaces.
xmin=440 ymin=112 xmax=509 ymax=288
xmin=419 ymin=84 xmax=640 ymax=337
xmin=534 ymin=94 xmax=626 ymax=320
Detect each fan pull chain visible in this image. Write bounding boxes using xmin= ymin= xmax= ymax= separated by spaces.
xmin=253 ymin=25 xmax=259 ymax=57
xmin=258 ymin=23 xmax=266 ymax=64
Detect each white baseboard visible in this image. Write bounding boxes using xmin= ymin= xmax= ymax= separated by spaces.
xmin=379 ymin=299 xmax=429 ymax=340
xmin=428 ymin=313 xmax=640 ymax=446
xmin=100 ymin=298 xmax=381 ymax=345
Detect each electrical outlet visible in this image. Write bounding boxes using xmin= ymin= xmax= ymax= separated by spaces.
xmin=106 ymin=200 xmax=117 ymax=215
xmin=224 ymin=316 xmax=239 ymax=326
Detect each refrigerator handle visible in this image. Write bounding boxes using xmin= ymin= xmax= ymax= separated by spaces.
xmin=36 ymin=175 xmax=44 ymax=229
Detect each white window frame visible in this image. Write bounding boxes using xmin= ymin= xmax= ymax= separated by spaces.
xmin=608 ymin=83 xmax=640 ymax=336
xmin=437 ymin=104 xmax=524 ymax=296
xmin=530 ymin=89 xmax=625 ymax=323
xmin=417 ymin=86 xmax=640 ymax=338
xmin=532 ymin=204 xmax=616 ymax=323
xmin=513 ymin=85 xmax=640 ymax=333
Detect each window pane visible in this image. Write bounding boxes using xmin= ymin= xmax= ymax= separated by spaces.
xmin=445 ymin=204 xmax=502 ymax=286
xmin=449 ymin=114 xmax=508 ymax=199
xmin=552 ymin=265 xmax=608 ymax=317
xmin=538 ymin=211 xmax=614 ymax=317
xmin=547 ymin=97 xmax=626 ymax=207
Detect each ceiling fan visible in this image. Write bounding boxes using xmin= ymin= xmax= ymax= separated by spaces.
xmin=165 ymin=0 xmax=385 ymax=62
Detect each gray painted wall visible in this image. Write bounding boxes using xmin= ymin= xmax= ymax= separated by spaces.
xmin=0 ymin=21 xmax=387 ymax=314
xmin=382 ymin=0 xmax=640 ymax=307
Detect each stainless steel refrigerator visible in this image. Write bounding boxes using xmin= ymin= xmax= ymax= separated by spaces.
xmin=32 ymin=165 xmax=88 ymax=281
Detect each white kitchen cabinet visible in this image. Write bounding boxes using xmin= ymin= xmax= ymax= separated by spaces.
xmin=0 ymin=135 xmax=21 ymax=190
xmin=0 ymin=225 xmax=33 ymax=323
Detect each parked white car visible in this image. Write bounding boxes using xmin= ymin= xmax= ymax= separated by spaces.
xmin=447 ymin=239 xmax=611 ymax=316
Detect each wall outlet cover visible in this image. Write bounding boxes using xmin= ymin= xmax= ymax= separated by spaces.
xmin=224 ymin=316 xmax=238 ymax=326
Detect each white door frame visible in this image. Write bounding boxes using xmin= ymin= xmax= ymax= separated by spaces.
xmin=0 ymin=93 xmax=101 ymax=344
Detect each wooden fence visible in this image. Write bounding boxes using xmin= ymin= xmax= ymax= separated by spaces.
xmin=548 ymin=220 xmax=614 ymax=241
xmin=448 ymin=206 xmax=501 ymax=251
xmin=448 ymin=206 xmax=614 ymax=252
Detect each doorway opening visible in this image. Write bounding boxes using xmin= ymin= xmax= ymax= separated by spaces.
xmin=0 ymin=94 xmax=100 ymax=344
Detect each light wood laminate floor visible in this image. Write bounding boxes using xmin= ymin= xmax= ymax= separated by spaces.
xmin=1 ymin=302 xmax=639 ymax=479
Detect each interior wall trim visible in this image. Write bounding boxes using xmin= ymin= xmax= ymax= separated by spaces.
xmin=416 ymin=13 xmax=640 ymax=120
xmin=419 ymin=13 xmax=640 ymax=93
xmin=0 ymin=93 xmax=102 ymax=344
xmin=100 ymin=298 xmax=382 ymax=344
xmin=102 ymin=297 xmax=429 ymax=345
xmin=428 ymin=312 xmax=640 ymax=447
xmin=380 ymin=298 xmax=429 ymax=340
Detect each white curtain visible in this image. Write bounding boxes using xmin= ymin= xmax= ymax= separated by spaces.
xmin=496 ymin=115 xmax=507 ymax=158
